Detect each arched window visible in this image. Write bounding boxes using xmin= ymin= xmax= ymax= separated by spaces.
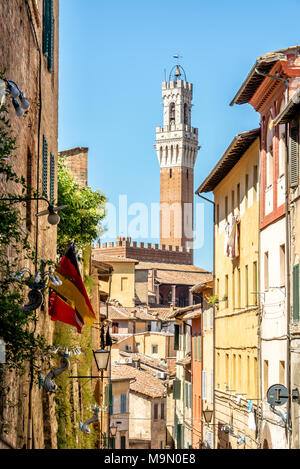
xmin=169 ymin=102 xmax=175 ymax=125
xmin=184 ymin=103 xmax=188 ymax=125
xmin=278 ymin=100 xmax=286 ymax=177
xmin=266 ymin=117 xmax=273 ymax=187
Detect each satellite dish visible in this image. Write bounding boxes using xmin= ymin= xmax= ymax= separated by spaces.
xmin=36 ymin=204 xmax=67 ymax=217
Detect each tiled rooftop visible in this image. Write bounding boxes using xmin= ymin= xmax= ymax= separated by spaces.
xmin=111 ymin=364 xmax=166 ymax=398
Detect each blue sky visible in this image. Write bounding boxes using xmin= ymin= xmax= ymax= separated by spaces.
xmin=58 ymin=0 xmax=300 ymax=271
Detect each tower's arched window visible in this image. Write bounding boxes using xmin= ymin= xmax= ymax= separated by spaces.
xmin=169 ymin=102 xmax=175 ymax=125
xmin=184 ymin=103 xmax=188 ymax=125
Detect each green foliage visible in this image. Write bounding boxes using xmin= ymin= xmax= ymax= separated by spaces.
xmin=0 ymin=103 xmax=50 ymax=373
xmin=53 ymin=322 xmax=98 ymax=449
xmin=57 ymin=156 xmax=106 ymax=256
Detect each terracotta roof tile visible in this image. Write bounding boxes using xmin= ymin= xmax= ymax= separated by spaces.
xmin=111 ymin=364 xmax=166 ymax=398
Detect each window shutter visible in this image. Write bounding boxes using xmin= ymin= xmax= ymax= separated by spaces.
xmin=293 ymin=264 xmax=300 ymax=323
xmin=43 ymin=0 xmax=50 ymax=55
xmin=104 ymin=385 xmax=109 ymax=406
xmin=194 ymin=335 xmax=197 ymax=361
xmin=109 ymin=382 xmax=113 ymax=415
xmin=48 ymin=0 xmax=54 ymax=71
xmin=42 ymin=135 xmax=48 ymax=197
xmin=43 ymin=0 xmax=54 ymax=72
xmin=174 ymin=413 xmax=178 ymax=440
xmin=173 ymin=378 xmax=181 ymax=400
xmin=289 ymin=124 xmax=299 ymax=188
xmin=198 ymin=334 xmax=201 ymax=361
xmin=185 ymin=382 xmax=188 ymax=407
xmin=50 ymin=152 xmax=55 ymax=203
xmin=189 ymin=383 xmax=192 ymax=408
xmin=202 ymin=371 xmax=207 ymax=400
xmin=174 ymin=324 xmax=180 ymax=350
xmin=121 ymin=394 xmax=126 ymax=413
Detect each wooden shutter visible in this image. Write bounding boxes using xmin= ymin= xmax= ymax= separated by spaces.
xmin=174 ymin=324 xmax=180 ymax=350
xmin=121 ymin=394 xmax=126 ymax=413
xmin=50 ymin=153 xmax=55 ymax=203
xmin=173 ymin=378 xmax=181 ymax=400
xmin=198 ymin=334 xmax=201 ymax=361
xmin=109 ymin=382 xmax=113 ymax=415
xmin=293 ymin=264 xmax=300 ymax=323
xmin=289 ymin=124 xmax=299 ymax=188
xmin=43 ymin=0 xmax=54 ymax=71
xmin=42 ymin=135 xmax=48 ymax=197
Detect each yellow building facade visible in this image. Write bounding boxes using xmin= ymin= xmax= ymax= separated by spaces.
xmin=197 ymin=130 xmax=260 ymax=449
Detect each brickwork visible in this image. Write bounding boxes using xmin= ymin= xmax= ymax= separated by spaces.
xmin=61 ymin=147 xmax=88 ymax=188
xmin=93 ymin=237 xmax=193 ymax=265
xmin=0 ymin=0 xmax=59 ymax=449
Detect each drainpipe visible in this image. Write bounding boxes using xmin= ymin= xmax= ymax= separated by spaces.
xmin=196 ymin=193 xmax=215 ymax=448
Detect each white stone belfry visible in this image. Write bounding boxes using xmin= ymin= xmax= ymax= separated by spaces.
xmin=155 ymin=72 xmax=199 ymax=169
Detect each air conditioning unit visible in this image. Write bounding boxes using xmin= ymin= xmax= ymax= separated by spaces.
xmin=157 ymin=372 xmax=166 ymax=380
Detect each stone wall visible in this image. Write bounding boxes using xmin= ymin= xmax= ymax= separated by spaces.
xmin=0 ymin=0 xmax=59 ymax=449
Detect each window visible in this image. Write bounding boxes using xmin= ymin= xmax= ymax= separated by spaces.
xmin=238 ymin=355 xmax=242 ymax=392
xmin=169 ymin=168 xmax=172 ymax=179
xmin=184 ymin=103 xmax=188 ymax=125
xmin=231 ymin=190 xmax=235 ymax=216
xmin=225 ymin=354 xmax=229 ymax=388
xmin=245 ymin=265 xmax=249 ymax=307
xmin=154 ymin=403 xmax=159 ymax=420
xmin=161 ymin=402 xmax=165 ymax=420
xmin=174 ymin=324 xmax=180 ymax=350
xmin=203 ymin=310 xmax=207 ymax=330
xmin=253 ymin=261 xmax=258 ymax=306
xmin=121 ymin=436 xmax=126 ymax=449
xmin=50 ymin=153 xmax=55 ymax=203
xmin=112 ymin=322 xmax=119 ymax=334
xmin=264 ymin=252 xmax=269 ymax=291
xmin=152 ymin=344 xmax=158 ymax=355
xmin=185 ymin=382 xmax=189 ymax=408
xmin=238 ymin=268 xmax=241 ymax=308
xmin=237 ymin=183 xmax=240 ymax=212
xmin=264 ymin=360 xmax=269 ymax=397
xmin=280 ymin=244 xmax=285 ymax=287
xmin=293 ymin=264 xmax=300 ymax=323
xmin=121 ymin=277 xmax=128 ymax=291
xmin=253 ymin=165 xmax=258 ymax=201
xmin=173 ymin=378 xmax=181 ymax=399
xmin=278 ymin=101 xmax=286 ymax=177
xmin=121 ymin=394 xmax=126 ymax=413
xmin=202 ymin=371 xmax=207 ymax=400
xmin=198 ymin=334 xmax=201 ymax=361
xmin=289 ymin=123 xmax=299 ymax=188
xmin=169 ymin=102 xmax=175 ymax=124
xmin=233 ymin=354 xmax=236 ymax=391
xmin=43 ymin=0 xmax=54 ymax=72
xmin=225 ymin=275 xmax=228 ymax=308
xmin=42 ymin=135 xmax=48 ymax=197
xmin=245 ymin=174 xmax=249 ymax=209
xmin=225 ymin=196 xmax=228 ymax=222
xmin=279 ymin=360 xmax=285 ymax=385
xmin=266 ymin=119 xmax=274 ymax=187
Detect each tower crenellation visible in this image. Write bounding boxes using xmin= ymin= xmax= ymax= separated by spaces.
xmin=155 ymin=66 xmax=199 ymax=255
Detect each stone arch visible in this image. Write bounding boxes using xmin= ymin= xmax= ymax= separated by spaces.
xmin=261 ymin=423 xmax=272 ymax=449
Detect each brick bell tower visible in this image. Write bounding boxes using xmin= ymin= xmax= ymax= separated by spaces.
xmin=155 ymin=64 xmax=199 ymax=256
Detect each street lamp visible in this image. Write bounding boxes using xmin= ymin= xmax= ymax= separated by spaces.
xmin=93 ymin=349 xmax=110 ymax=372
xmin=203 ymin=407 xmax=213 ymax=425
xmin=110 ymin=422 xmax=118 ymax=437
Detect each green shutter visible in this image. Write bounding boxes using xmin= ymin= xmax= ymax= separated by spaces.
xmin=198 ymin=334 xmax=201 ymax=361
xmin=104 ymin=385 xmax=109 ymax=406
xmin=174 ymin=324 xmax=180 ymax=350
xmin=293 ymin=264 xmax=300 ymax=323
xmin=174 ymin=413 xmax=178 ymax=440
xmin=42 ymin=135 xmax=48 ymax=197
xmin=173 ymin=378 xmax=181 ymax=400
xmin=50 ymin=153 xmax=55 ymax=203
xmin=185 ymin=382 xmax=188 ymax=407
xmin=43 ymin=0 xmax=54 ymax=72
xmin=43 ymin=0 xmax=50 ymax=55
xmin=48 ymin=0 xmax=54 ymax=71
xmin=109 ymin=382 xmax=113 ymax=415
xmin=289 ymin=124 xmax=299 ymax=188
